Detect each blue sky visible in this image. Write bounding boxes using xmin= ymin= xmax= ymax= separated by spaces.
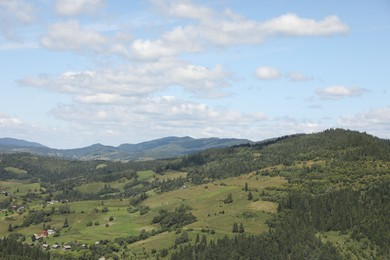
xmin=0 ymin=0 xmax=389 ymax=148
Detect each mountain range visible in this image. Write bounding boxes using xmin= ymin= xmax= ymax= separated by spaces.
xmin=0 ymin=136 xmax=252 ymax=160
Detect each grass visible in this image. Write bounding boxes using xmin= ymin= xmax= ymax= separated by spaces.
xmin=4 ymin=167 xmax=27 ymax=174
xmin=126 ymin=174 xmax=286 ymax=256
xmin=75 ymin=180 xmax=125 ymax=193
xmin=1 ymin=173 xmax=286 ymax=259
xmin=319 ymin=231 xmax=378 ymax=260
xmin=137 ymin=170 xmax=156 ymax=181
xmin=0 ymin=180 xmax=40 ymax=195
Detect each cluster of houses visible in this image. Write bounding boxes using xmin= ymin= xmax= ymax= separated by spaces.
xmin=33 ymin=229 xmax=56 ymax=240
xmin=41 ymin=242 xmax=90 ymax=251
xmin=42 ymin=243 xmax=74 ymax=250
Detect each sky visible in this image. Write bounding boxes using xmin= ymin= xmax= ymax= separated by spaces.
xmin=0 ymin=0 xmax=390 ymax=148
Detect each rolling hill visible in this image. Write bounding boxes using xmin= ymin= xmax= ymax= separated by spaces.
xmin=0 ymin=136 xmax=252 ymax=160
xmin=0 ymin=128 xmax=389 ymax=259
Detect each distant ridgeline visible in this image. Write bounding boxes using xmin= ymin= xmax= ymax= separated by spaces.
xmin=0 ymin=128 xmax=389 ymax=259
xmin=0 ymin=136 xmax=253 ymax=160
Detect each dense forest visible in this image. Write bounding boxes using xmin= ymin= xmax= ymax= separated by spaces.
xmin=0 ymin=129 xmax=389 ymax=259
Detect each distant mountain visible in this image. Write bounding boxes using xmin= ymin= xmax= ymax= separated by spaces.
xmin=0 ymin=138 xmax=47 ymax=148
xmin=0 ymin=136 xmax=252 ymax=160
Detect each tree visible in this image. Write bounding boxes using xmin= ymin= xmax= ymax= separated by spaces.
xmin=63 ymin=218 xmax=69 ymax=228
xmin=8 ymin=224 xmax=13 ymax=232
xmin=248 ymin=191 xmax=253 ymax=200
xmin=195 ymin=233 xmax=200 ymax=244
xmin=239 ymin=223 xmax=244 ymax=233
xmin=224 ymin=193 xmax=233 ymax=204
xmin=244 ymin=182 xmax=249 ymax=191
xmin=232 ymin=222 xmax=238 ymax=233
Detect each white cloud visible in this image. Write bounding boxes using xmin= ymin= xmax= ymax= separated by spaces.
xmin=261 ymin=13 xmax=348 ymax=36
xmin=55 ymin=0 xmax=103 ymax=16
xmin=288 ymin=72 xmax=312 ymax=81
xmin=152 ymin=0 xmax=213 ymax=21
xmin=255 ymin=66 xmax=281 ymax=80
xmin=49 ymin=96 xmax=267 ymax=139
xmin=20 ymin=58 xmax=231 ymax=99
xmin=0 ymin=0 xmax=35 ymax=40
xmin=316 ymin=86 xmax=367 ymax=99
xmin=338 ymin=107 xmax=390 ymax=138
xmin=127 ymin=2 xmax=349 ymax=60
xmin=0 ymin=113 xmax=22 ymax=127
xmin=338 ymin=107 xmax=390 ymax=127
xmin=41 ymin=20 xmax=107 ymax=51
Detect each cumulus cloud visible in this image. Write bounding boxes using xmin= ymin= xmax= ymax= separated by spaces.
xmin=288 ymin=72 xmax=312 ymax=81
xmin=338 ymin=107 xmax=390 ymax=127
xmin=337 ymin=107 xmax=390 ymax=138
xmin=261 ymin=13 xmax=348 ymax=36
xmin=48 ymin=96 xmax=267 ymax=142
xmin=0 ymin=113 xmax=22 ymax=127
xmin=41 ymin=20 xmax=107 ymax=51
xmin=0 ymin=0 xmax=35 ymax=40
xmin=19 ymin=58 xmax=231 ymax=99
xmin=127 ymin=1 xmax=349 ymax=60
xmin=316 ymin=86 xmax=367 ymax=99
xmin=255 ymin=66 xmax=281 ymax=80
xmin=55 ymin=0 xmax=103 ymax=16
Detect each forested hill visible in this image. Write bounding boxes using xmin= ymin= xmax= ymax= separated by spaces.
xmin=170 ymin=129 xmax=390 ymax=259
xmin=174 ymin=128 xmax=390 ymax=182
xmin=0 ymin=136 xmax=252 ymax=160
xmin=0 ymin=128 xmax=389 ymax=259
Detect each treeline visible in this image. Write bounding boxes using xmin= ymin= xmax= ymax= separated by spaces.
xmin=280 ymin=180 xmax=390 ymax=256
xmin=168 ymin=129 xmax=390 ymax=183
xmin=171 ymin=214 xmax=341 ymax=259
xmin=0 ymin=153 xmax=166 ymax=183
xmin=0 ymin=237 xmax=50 ymax=260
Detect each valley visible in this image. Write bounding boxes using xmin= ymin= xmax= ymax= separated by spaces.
xmin=0 ymin=129 xmax=389 ymax=259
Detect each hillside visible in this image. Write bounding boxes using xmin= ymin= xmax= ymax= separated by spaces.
xmin=0 ymin=128 xmax=389 ymax=259
xmin=0 ymin=136 xmax=252 ymax=160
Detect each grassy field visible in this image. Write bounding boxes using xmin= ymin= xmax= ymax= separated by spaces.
xmin=127 ymin=174 xmax=287 ymax=256
xmin=1 ymin=173 xmax=287 ymax=259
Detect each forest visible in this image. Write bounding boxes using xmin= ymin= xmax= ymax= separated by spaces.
xmin=0 ymin=128 xmax=389 ymax=259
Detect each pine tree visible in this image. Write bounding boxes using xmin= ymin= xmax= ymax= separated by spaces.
xmin=63 ymin=218 xmax=69 ymax=228
xmin=248 ymin=191 xmax=253 ymax=200
xmin=8 ymin=224 xmax=13 ymax=232
xmin=239 ymin=223 xmax=244 ymax=233
xmin=232 ymin=222 xmax=238 ymax=233
xmin=244 ymin=182 xmax=249 ymax=191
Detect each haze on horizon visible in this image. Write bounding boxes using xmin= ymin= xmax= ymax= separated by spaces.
xmin=1 ymin=0 xmax=389 ymax=149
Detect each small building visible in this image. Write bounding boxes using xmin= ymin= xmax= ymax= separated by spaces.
xmin=47 ymin=229 xmax=55 ymax=235
xmin=40 ymin=230 xmax=48 ymax=237
xmin=42 ymin=244 xmax=49 ymax=249
xmin=63 ymin=245 xmax=72 ymax=250
xmin=52 ymin=244 xmax=60 ymax=249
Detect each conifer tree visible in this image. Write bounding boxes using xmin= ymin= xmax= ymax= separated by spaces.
xmin=239 ymin=223 xmax=244 ymax=233
xmin=232 ymin=222 xmax=238 ymax=233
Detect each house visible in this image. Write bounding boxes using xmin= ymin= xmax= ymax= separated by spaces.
xmin=52 ymin=244 xmax=60 ymax=249
xmin=63 ymin=245 xmax=72 ymax=250
xmin=40 ymin=230 xmax=48 ymax=237
xmin=42 ymin=244 xmax=49 ymax=249
xmin=33 ymin=234 xmax=42 ymax=240
xmin=47 ymin=229 xmax=55 ymax=235
xmin=16 ymin=206 xmax=25 ymax=214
